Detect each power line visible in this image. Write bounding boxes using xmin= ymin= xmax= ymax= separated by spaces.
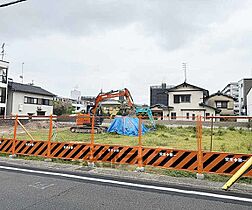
xmin=0 ymin=0 xmax=27 ymax=8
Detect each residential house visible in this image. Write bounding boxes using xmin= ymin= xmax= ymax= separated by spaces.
xmin=150 ymin=104 xmax=171 ymax=120
xmin=7 ymin=81 xmax=55 ymax=116
xmin=166 ymin=82 xmax=217 ymax=120
xmin=205 ymin=91 xmax=235 ymax=115
xmin=0 ymin=60 xmax=9 ymax=117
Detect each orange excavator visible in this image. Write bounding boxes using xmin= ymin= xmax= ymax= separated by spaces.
xmin=70 ymin=88 xmax=134 ymax=133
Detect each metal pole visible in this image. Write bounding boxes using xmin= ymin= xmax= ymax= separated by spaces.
xmin=12 ymin=115 xmax=18 ymax=156
xmin=210 ymin=116 xmax=213 ymax=151
xmin=90 ymin=115 xmax=95 ymax=164
xmin=47 ymin=115 xmax=53 ymax=158
xmin=196 ymin=115 xmax=203 ymax=178
xmin=137 ymin=116 xmax=144 ymax=171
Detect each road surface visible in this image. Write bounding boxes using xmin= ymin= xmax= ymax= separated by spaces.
xmin=0 ymin=162 xmax=251 ymax=210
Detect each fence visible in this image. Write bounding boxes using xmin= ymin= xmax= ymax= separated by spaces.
xmin=0 ymin=114 xmax=251 ymax=177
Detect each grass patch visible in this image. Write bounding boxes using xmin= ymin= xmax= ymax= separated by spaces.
xmin=1 ymin=125 xmax=252 ymax=153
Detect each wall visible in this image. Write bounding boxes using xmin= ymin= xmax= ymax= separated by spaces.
xmin=7 ymin=91 xmax=53 ymax=116
xmin=247 ymin=88 xmax=252 ymax=116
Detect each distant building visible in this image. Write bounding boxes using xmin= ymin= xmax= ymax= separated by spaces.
xmin=221 ymin=82 xmax=239 ymax=114
xmin=222 ymin=79 xmax=252 ymax=115
xmin=7 ymin=82 xmax=55 ymax=116
xmin=0 ymin=60 xmax=9 ymax=117
xmin=237 ymin=78 xmax=252 ymax=115
xmin=150 ymin=83 xmax=174 ymax=106
xmin=70 ymin=89 xmax=81 ymax=101
xmin=205 ymin=91 xmax=235 ymax=115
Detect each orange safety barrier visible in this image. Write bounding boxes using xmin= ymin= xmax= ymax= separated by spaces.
xmin=1 ymin=138 xmax=251 ymax=177
xmin=1 ymin=114 xmax=252 ymax=178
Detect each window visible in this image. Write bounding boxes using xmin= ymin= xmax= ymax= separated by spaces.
xmin=174 ymin=95 xmax=191 ymax=103
xmin=0 ymin=69 xmax=7 ymax=84
xmin=216 ymin=101 xmax=228 ymax=108
xmin=171 ymin=112 xmax=176 ymax=119
xmin=192 ymin=114 xmax=195 ymax=121
xmin=186 ymin=113 xmax=190 ymax=119
xmin=0 ymin=88 xmax=6 ymax=103
xmin=24 ymin=97 xmax=39 ymax=104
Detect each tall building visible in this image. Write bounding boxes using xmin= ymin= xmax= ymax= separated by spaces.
xmin=222 ymin=79 xmax=252 ymax=115
xmin=221 ymin=82 xmax=239 ymax=114
xmin=0 ymin=60 xmax=9 ymax=117
xmin=150 ymin=83 xmax=174 ymax=106
xmin=237 ymin=78 xmax=252 ymax=115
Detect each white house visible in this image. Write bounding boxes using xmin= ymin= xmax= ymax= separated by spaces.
xmin=167 ymin=82 xmax=217 ymax=120
xmin=7 ymin=81 xmax=55 ymax=116
xmin=0 ymin=60 xmax=9 ymax=117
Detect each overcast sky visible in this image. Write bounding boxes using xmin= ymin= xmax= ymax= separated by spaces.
xmin=1 ymin=0 xmax=252 ymax=104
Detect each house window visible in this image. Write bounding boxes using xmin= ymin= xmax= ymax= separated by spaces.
xmin=174 ymin=95 xmax=191 ymax=103
xmin=171 ymin=112 xmax=176 ymax=119
xmin=24 ymin=97 xmax=38 ymax=104
xmin=216 ymin=101 xmax=228 ymax=108
xmin=186 ymin=113 xmax=190 ymax=119
xmin=192 ymin=114 xmax=195 ymax=121
xmin=0 ymin=69 xmax=7 ymax=84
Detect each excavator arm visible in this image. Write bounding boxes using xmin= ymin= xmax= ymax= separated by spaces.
xmin=135 ymin=107 xmax=156 ymax=129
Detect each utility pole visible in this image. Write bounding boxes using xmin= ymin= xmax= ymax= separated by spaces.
xmin=182 ymin=62 xmax=187 ymax=83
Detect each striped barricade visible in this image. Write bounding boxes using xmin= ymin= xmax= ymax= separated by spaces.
xmin=142 ymin=147 xmax=198 ymax=172
xmin=0 ymin=138 xmax=12 ymax=154
xmin=92 ymin=144 xmax=138 ymax=165
xmin=14 ymin=140 xmax=48 ymax=157
xmin=202 ymin=152 xmax=252 ymax=177
xmin=49 ymin=142 xmax=90 ymax=160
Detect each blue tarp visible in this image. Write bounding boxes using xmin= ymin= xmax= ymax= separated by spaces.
xmin=107 ymin=117 xmax=149 ymax=136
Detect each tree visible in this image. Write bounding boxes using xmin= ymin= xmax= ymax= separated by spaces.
xmin=53 ymin=100 xmax=74 ymax=116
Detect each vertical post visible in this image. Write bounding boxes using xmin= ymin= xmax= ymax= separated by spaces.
xmin=196 ymin=115 xmax=204 ymax=179
xmin=47 ymin=115 xmax=53 ymax=158
xmin=137 ymin=116 xmax=144 ymax=172
xmin=89 ymin=115 xmax=95 ymax=167
xmin=11 ymin=115 xmax=18 ymax=157
xmin=210 ymin=116 xmax=214 ymax=151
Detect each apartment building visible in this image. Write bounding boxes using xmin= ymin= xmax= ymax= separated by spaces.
xmin=150 ymin=83 xmax=174 ymax=106
xmin=0 ymin=60 xmax=9 ymax=117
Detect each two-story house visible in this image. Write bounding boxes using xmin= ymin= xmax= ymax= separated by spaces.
xmin=167 ymin=82 xmax=217 ymax=120
xmin=7 ymin=81 xmax=56 ymax=116
xmin=205 ymin=91 xmax=235 ymax=115
xmin=0 ymin=60 xmax=9 ymax=117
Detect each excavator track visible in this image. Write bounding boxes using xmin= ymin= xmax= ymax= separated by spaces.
xmin=70 ymin=126 xmax=107 ymax=134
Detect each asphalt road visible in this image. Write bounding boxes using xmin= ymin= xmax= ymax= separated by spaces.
xmin=0 ymin=163 xmax=251 ymax=210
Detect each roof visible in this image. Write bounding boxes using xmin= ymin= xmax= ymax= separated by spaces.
xmin=206 ymin=91 xmax=235 ymax=100
xmin=8 ymin=82 xmax=56 ymax=97
xmin=167 ymin=82 xmax=208 ymax=92
xmin=199 ymin=102 xmax=220 ymax=112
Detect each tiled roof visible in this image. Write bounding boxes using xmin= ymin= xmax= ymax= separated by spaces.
xmin=8 ymin=82 xmax=56 ymax=97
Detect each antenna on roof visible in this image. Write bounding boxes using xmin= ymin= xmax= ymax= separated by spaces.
xmin=182 ymin=62 xmax=187 ymax=83
xmin=1 ymin=43 xmax=5 ymax=60
xmin=20 ymin=62 xmax=24 ymax=83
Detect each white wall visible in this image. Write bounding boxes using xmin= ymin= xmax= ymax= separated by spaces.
xmin=247 ymin=88 xmax=252 ymax=116
xmin=8 ymin=92 xmax=53 ymax=116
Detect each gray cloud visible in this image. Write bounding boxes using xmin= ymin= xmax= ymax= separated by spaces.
xmin=0 ymin=0 xmax=240 ymax=50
